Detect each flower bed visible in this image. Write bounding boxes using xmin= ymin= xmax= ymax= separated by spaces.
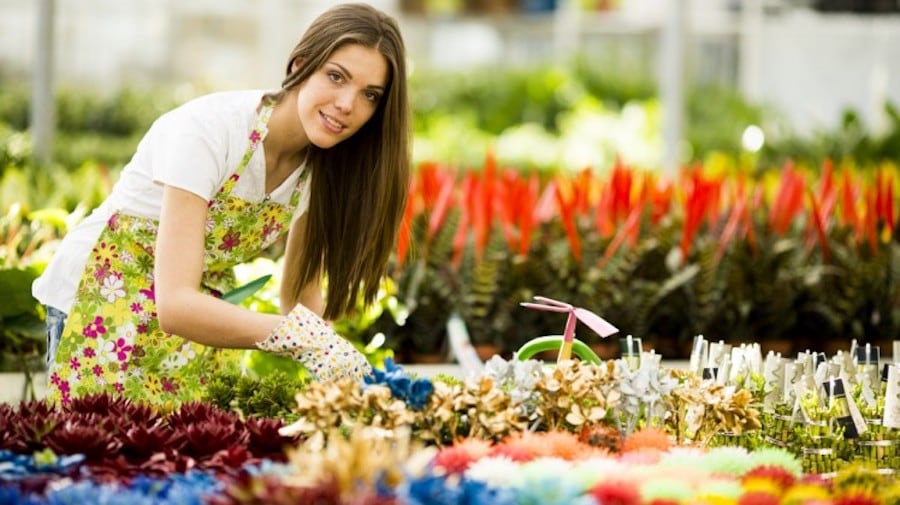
xmin=3 ymin=344 xmax=900 ymax=503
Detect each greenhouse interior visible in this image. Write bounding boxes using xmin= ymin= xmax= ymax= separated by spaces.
xmin=2 ymin=0 xmax=900 ymax=503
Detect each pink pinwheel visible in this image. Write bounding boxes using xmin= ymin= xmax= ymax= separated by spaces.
xmin=520 ymin=296 xmax=619 ymax=363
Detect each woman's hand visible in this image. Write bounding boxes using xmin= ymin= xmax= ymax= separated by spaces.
xmin=256 ymin=303 xmax=371 ymax=381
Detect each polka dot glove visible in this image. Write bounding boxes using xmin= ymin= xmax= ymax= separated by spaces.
xmin=256 ymin=304 xmax=371 ymax=382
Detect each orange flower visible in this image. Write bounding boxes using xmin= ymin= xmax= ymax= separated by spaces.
xmin=622 ymin=427 xmax=671 ymax=453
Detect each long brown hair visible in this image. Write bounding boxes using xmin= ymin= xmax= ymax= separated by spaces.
xmin=275 ymin=3 xmax=410 ymax=320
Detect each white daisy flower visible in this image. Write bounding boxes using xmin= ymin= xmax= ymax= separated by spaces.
xmin=99 ymin=274 xmax=126 ymax=302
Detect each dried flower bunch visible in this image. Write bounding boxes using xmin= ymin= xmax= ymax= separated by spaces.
xmin=670 ymin=371 xmax=763 ymax=445
xmin=277 ymin=356 xmax=764 ymax=450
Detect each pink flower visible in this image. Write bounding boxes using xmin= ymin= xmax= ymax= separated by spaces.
xmin=139 ymin=284 xmax=155 ymax=302
xmin=249 ymin=130 xmax=261 ymax=143
xmin=114 ymin=383 xmax=124 ymax=394
xmin=93 ymin=365 xmax=103 ymax=377
xmin=83 ymin=316 xmax=106 ymax=338
xmin=70 ymin=357 xmax=80 ymax=370
xmin=113 ymin=337 xmax=133 ymax=361
xmin=130 ymin=302 xmax=143 ymax=313
xmin=50 ymin=372 xmax=60 ymax=385
xmin=161 ymin=377 xmax=178 ymax=393
xmin=84 ymin=348 xmax=95 ymax=358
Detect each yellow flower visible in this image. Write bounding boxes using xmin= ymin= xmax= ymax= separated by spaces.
xmin=63 ymin=312 xmax=85 ymax=336
xmin=92 ymin=241 xmax=120 ymax=265
xmin=781 ymin=484 xmax=831 ymax=505
xmin=57 ymin=366 xmax=72 ymax=381
xmin=101 ymin=297 xmax=131 ymax=326
xmin=143 ymin=375 xmax=163 ymax=398
xmin=742 ymin=477 xmax=782 ymax=496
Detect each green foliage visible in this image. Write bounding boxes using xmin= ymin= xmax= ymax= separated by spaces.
xmin=760 ymin=102 xmax=900 ymax=169
xmin=203 ymin=368 xmax=308 ymax=421
xmin=0 ymin=266 xmax=45 ymax=373
xmin=0 ymin=84 xmax=29 ymax=130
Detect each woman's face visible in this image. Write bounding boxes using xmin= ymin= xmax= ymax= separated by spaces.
xmin=295 ymin=44 xmax=389 ymax=149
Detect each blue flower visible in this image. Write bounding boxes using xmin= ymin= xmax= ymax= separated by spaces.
xmin=365 ymin=358 xmax=435 ymax=411
xmin=387 ymin=374 xmax=412 ymax=399
xmin=0 ymin=449 xmax=84 ymax=481
xmin=404 ymin=474 xmax=462 ymax=505
xmin=460 ymin=479 xmax=516 ymax=505
xmin=407 ymin=378 xmax=434 ymax=410
xmin=0 ymin=486 xmax=27 ymax=505
xmin=39 ymin=472 xmax=223 ymax=505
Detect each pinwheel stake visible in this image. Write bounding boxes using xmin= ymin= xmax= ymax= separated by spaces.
xmin=515 ymin=296 xmax=619 ymax=365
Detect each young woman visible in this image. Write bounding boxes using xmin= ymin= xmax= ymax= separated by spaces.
xmin=32 ymin=3 xmax=410 ymax=405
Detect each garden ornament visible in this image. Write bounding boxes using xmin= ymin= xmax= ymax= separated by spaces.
xmin=515 ymin=296 xmax=619 ymax=365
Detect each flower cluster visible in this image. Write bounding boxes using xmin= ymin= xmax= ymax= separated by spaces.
xmin=276 ymin=357 xmax=768 ymax=448
xmin=0 ymin=393 xmax=299 ymax=483
xmin=0 ymin=469 xmax=222 ymax=505
xmin=364 ymin=358 xmax=434 ymax=410
xmin=223 ymin=426 xmax=900 ymax=504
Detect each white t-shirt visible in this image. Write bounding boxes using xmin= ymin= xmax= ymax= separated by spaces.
xmin=32 ymin=89 xmax=311 ymax=313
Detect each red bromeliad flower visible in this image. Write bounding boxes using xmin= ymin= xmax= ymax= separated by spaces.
xmin=679 ymin=167 xmax=723 ymax=261
xmin=768 ymin=161 xmax=806 ymax=236
xmin=555 ymin=173 xmax=583 ymax=261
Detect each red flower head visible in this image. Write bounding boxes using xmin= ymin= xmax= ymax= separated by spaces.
xmin=590 ymin=480 xmax=642 ymax=505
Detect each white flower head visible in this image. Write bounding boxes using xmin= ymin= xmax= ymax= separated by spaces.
xmin=99 ymin=274 xmax=126 ymax=303
xmin=465 ymin=455 xmax=518 ymax=488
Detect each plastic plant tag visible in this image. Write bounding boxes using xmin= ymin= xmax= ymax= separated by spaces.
xmin=883 ymin=364 xmax=900 ymax=429
xmin=641 ymin=350 xmax=661 ymax=369
xmin=823 ymin=376 xmax=867 ymax=438
xmin=763 ymin=353 xmax=783 ymax=410
xmin=619 ymin=335 xmax=641 ymax=370
xmin=689 ymin=334 xmax=707 ymax=374
xmin=716 ymin=354 xmax=731 ymax=386
xmin=446 ymin=312 xmax=483 ymax=377
xmin=783 ymin=361 xmax=802 ymax=406
xmin=707 ymin=341 xmax=731 ymax=371
xmin=728 ymin=346 xmax=745 ymax=383
xmin=855 ymin=343 xmax=880 ymax=387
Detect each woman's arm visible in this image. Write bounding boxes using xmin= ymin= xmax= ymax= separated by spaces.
xmin=154 ymin=185 xmax=282 ymax=348
xmin=280 ymin=213 xmax=325 ymax=316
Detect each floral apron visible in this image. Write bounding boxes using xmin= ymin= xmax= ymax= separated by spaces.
xmin=47 ymin=98 xmax=307 ymax=407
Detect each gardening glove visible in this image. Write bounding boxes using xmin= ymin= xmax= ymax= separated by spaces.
xmin=256 ymin=303 xmax=371 ymax=382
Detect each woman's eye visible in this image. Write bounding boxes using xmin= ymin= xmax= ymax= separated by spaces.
xmin=328 ymin=71 xmax=342 ymax=83
xmin=364 ymin=91 xmax=380 ymax=102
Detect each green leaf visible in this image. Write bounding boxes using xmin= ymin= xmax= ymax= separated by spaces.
xmin=0 ymin=267 xmax=40 ymax=318
xmin=221 ymin=274 xmax=271 ymax=306
xmin=27 ymin=208 xmax=70 ymax=231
